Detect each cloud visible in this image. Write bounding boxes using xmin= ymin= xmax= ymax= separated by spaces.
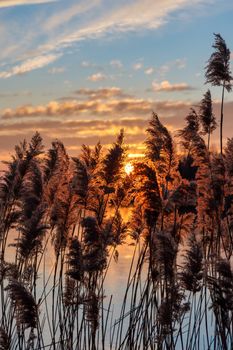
xmin=87 ymin=72 xmax=107 ymax=82
xmin=74 ymin=87 xmax=130 ymax=99
xmin=152 ymin=80 xmax=194 ymax=92
xmin=1 ymin=94 xmax=193 ymax=120
xmin=81 ymin=61 xmax=90 ymax=67
xmin=0 ymin=0 xmax=56 ymax=8
xmin=0 ymin=0 xmax=210 ymax=80
xmin=0 ymin=54 xmax=60 ymax=79
xmin=158 ymin=64 xmax=170 ymax=76
xmin=0 ymin=118 xmax=148 ymax=136
xmin=81 ymin=60 xmax=97 ymax=68
xmin=43 ymin=0 xmax=100 ymax=31
xmin=175 ymin=58 xmax=186 ymax=69
xmin=0 ymin=116 xmax=175 ymax=159
xmin=1 ymin=94 xmax=233 ymax=160
xmin=36 ymin=0 xmax=207 ymax=62
xmin=155 ymin=58 xmax=187 ymax=77
xmin=2 ymin=99 xmax=233 ymax=159
xmin=145 ymin=67 xmax=154 ymax=75
xmin=110 ymin=60 xmax=123 ymax=69
xmin=0 ymin=90 xmax=31 ymax=98
xmin=48 ymin=67 xmax=65 ymax=74
xmin=133 ymin=62 xmax=143 ymax=71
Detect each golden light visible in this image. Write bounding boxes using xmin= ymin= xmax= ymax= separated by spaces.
xmin=124 ymin=162 xmax=134 ymax=175
xmin=128 ymin=153 xmax=145 ymax=158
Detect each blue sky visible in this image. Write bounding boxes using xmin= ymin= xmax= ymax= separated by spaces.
xmin=0 ymin=0 xmax=233 ymax=159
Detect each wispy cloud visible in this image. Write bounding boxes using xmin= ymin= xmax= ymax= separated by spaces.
xmin=0 ymin=0 xmax=56 ymax=8
xmin=144 ymin=67 xmax=154 ymax=75
xmin=0 ymin=54 xmax=60 ymax=79
xmin=158 ymin=64 xmax=170 ymax=76
xmin=48 ymin=66 xmax=65 ymax=74
xmin=175 ymin=58 xmax=186 ymax=69
xmin=0 ymin=0 xmax=209 ymax=79
xmin=133 ymin=62 xmax=143 ymax=71
xmin=110 ymin=60 xmax=123 ymax=69
xmin=81 ymin=61 xmax=94 ymax=68
xmin=0 ymin=90 xmax=31 ymax=98
xmin=36 ymin=0 xmax=207 ymax=63
xmin=152 ymin=80 xmax=194 ymax=92
xmin=155 ymin=58 xmax=187 ymax=77
xmin=87 ymin=72 xmax=107 ymax=82
xmin=43 ymin=0 xmax=100 ymax=31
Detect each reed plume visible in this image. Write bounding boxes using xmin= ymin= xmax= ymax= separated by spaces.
xmin=0 ymin=327 xmax=10 ymax=350
xmin=146 ymin=112 xmax=176 ymax=195
xmin=102 ymin=129 xmax=126 ymax=186
xmin=5 ymin=279 xmax=38 ymax=329
xmin=43 ymin=140 xmax=70 ymax=207
xmin=153 ymin=231 xmax=177 ymax=282
xmin=66 ymin=237 xmax=84 ymax=281
xmin=82 ymin=217 xmax=107 ymax=273
xmin=208 ymin=259 xmax=233 ymax=349
xmin=133 ymin=162 xmax=161 ymax=229
xmin=199 ymin=89 xmax=216 ymax=149
xmin=180 ymin=234 xmax=203 ymax=292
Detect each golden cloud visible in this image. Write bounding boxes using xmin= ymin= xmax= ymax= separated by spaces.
xmin=1 ymin=87 xmax=233 ymax=162
xmin=2 ymin=97 xmax=194 ymax=120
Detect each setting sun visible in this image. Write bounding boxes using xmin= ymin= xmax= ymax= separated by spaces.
xmin=124 ymin=162 xmax=134 ymax=175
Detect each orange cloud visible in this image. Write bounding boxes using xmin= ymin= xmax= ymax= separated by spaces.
xmin=1 ymin=99 xmax=233 ymax=162
xmin=1 ymin=95 xmax=193 ymax=120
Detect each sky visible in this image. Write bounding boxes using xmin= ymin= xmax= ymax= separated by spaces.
xmin=0 ymin=0 xmax=233 ymax=160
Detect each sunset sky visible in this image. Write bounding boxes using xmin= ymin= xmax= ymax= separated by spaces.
xmin=0 ymin=0 xmax=233 ymax=160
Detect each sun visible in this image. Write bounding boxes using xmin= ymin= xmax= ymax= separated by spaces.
xmin=124 ymin=162 xmax=134 ymax=175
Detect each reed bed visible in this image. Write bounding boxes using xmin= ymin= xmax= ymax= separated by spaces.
xmin=0 ymin=33 xmax=233 ymax=349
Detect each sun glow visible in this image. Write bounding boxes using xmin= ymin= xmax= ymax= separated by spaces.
xmin=124 ymin=162 xmax=134 ymax=175
xmin=128 ymin=153 xmax=145 ymax=158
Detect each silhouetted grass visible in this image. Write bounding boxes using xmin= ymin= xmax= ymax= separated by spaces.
xmin=1 ymin=33 xmax=233 ymax=349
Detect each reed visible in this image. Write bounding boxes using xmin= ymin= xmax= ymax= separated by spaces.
xmin=1 ymin=34 xmax=233 ymax=350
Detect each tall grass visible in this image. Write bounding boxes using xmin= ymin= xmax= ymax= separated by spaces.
xmin=1 ymin=35 xmax=233 ymax=349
